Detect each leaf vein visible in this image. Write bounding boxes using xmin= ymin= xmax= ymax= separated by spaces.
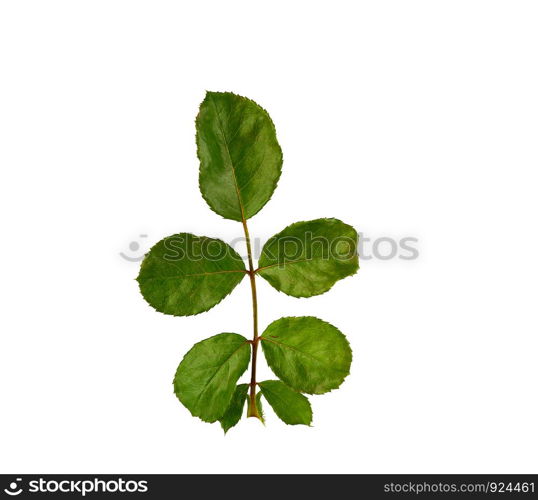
xmin=139 ymin=269 xmax=247 ymax=281
xmin=193 ymin=342 xmax=250 ymax=409
xmin=208 ymin=94 xmax=246 ymax=221
xmin=260 ymin=337 xmax=330 ymax=366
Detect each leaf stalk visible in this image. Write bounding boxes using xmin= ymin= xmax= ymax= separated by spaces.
xmin=241 ymin=218 xmax=261 ymax=419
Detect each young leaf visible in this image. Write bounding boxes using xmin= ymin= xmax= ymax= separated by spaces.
xmin=219 ymin=384 xmax=249 ymax=433
xmin=255 ymin=391 xmax=265 ymax=423
xmin=257 ymin=218 xmax=358 ymax=297
xmin=259 ymin=380 xmax=312 ymax=426
xmin=260 ymin=316 xmax=352 ymax=394
xmin=137 ymin=233 xmax=246 ymax=316
xmin=174 ymin=333 xmax=251 ymax=422
xmin=196 ymin=91 xmax=283 ymax=221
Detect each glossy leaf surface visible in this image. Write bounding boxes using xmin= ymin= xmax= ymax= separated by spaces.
xmin=174 ymin=333 xmax=251 ymax=422
xmin=197 ymin=91 xmax=283 ymax=221
xmin=261 ymin=316 xmax=352 ymax=394
xmin=257 ymin=218 xmax=358 ymax=297
xmin=137 ymin=233 xmax=246 ymax=316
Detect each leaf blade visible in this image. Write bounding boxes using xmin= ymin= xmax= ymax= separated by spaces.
xmin=219 ymin=384 xmax=249 ymax=433
xmin=257 ymin=218 xmax=358 ymax=297
xmin=137 ymin=233 xmax=246 ymax=316
xmin=197 ymin=91 xmax=283 ymax=221
xmin=260 ymin=316 xmax=352 ymax=394
xmin=174 ymin=333 xmax=251 ymax=423
xmin=259 ymin=380 xmax=312 ymax=426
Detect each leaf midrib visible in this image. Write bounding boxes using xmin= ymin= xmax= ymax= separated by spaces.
xmin=209 ymin=94 xmax=246 ymax=221
xmin=260 ymin=336 xmax=332 ymax=368
xmin=261 ymin=384 xmax=309 ymax=422
xmin=257 ymin=257 xmax=313 ymax=273
xmin=261 ymin=383 xmax=298 ymax=407
xmin=257 ymin=255 xmax=355 ymax=273
xmin=193 ymin=341 xmax=250 ymax=411
xmin=139 ymin=269 xmax=247 ymax=281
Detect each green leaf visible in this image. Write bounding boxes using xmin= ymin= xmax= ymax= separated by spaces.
xmin=174 ymin=333 xmax=251 ymax=422
xmin=259 ymin=380 xmax=312 ymax=426
xmin=257 ymin=218 xmax=358 ymax=297
xmin=197 ymin=91 xmax=283 ymax=221
xmin=260 ymin=316 xmax=352 ymax=394
xmin=219 ymin=384 xmax=249 ymax=433
xmin=137 ymin=233 xmax=246 ymax=316
xmin=255 ymin=391 xmax=265 ymax=423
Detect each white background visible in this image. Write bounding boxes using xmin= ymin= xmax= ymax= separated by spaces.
xmin=1 ymin=1 xmax=537 ymax=474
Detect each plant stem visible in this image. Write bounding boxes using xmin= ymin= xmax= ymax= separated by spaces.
xmin=242 ymin=217 xmax=260 ymax=418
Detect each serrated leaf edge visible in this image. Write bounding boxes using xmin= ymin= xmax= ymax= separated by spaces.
xmin=256 ymin=217 xmax=359 ymax=298
xmin=220 ymin=383 xmax=249 ymax=434
xmin=259 ymin=316 xmax=353 ymax=395
xmin=173 ymin=333 xmax=251 ymax=423
xmin=136 ymin=232 xmax=247 ymax=317
xmin=258 ymin=380 xmax=313 ymax=427
xmin=196 ymin=90 xmax=283 ymax=221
